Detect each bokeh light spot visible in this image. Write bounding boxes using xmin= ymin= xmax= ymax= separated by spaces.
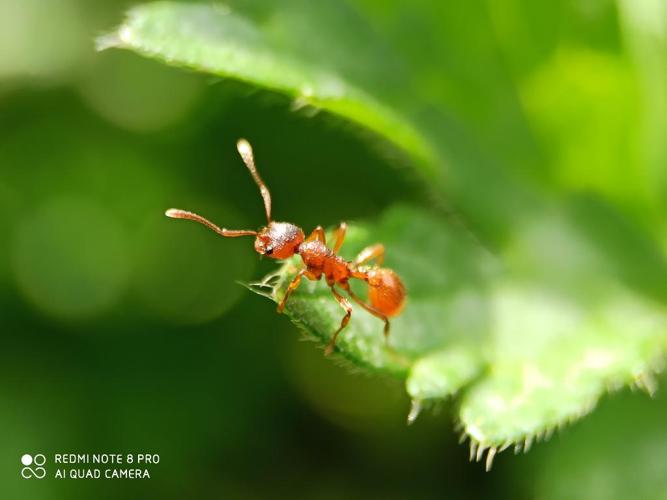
xmin=79 ymin=51 xmax=203 ymax=132
xmin=11 ymin=197 xmax=129 ymax=320
xmin=0 ymin=0 xmax=87 ymax=81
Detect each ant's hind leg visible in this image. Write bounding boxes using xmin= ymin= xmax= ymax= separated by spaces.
xmin=340 ymin=283 xmax=391 ymax=346
xmin=332 ymin=222 xmax=347 ymax=253
xmin=277 ymin=269 xmax=307 ymax=313
xmin=325 ymin=287 xmax=352 ymax=356
xmin=354 ymin=244 xmax=385 ymax=266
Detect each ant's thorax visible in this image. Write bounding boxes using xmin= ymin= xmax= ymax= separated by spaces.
xmin=298 ymin=239 xmax=351 ymax=283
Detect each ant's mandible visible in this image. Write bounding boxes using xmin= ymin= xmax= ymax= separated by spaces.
xmin=166 ymin=139 xmax=406 ymax=355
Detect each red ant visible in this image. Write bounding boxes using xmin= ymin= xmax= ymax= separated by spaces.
xmin=166 ymin=139 xmax=406 ymax=355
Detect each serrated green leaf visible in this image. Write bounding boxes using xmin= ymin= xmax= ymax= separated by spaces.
xmin=460 ymin=282 xmax=666 ymax=450
xmin=266 ymin=207 xmax=667 ymax=464
xmin=259 ymin=205 xmax=494 ymax=384
xmin=102 ymin=1 xmax=667 ymax=463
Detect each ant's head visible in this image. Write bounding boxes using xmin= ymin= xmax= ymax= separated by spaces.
xmin=254 ymin=222 xmax=304 ymax=259
xmin=165 ymin=139 xmax=303 ymax=260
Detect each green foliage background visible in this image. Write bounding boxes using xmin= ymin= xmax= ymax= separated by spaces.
xmin=1 ymin=0 xmax=667 ymax=498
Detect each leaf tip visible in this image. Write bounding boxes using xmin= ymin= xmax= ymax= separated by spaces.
xmin=523 ymin=435 xmax=534 ymax=453
xmin=475 ymin=443 xmax=486 ymax=462
xmin=465 ymin=439 xmax=503 ymax=471
xmin=485 ymin=447 xmax=497 ymax=472
xmin=95 ymin=14 xmax=138 ymax=52
xmin=635 ymin=372 xmax=658 ymax=397
xmin=95 ymin=32 xmax=120 ymax=52
xmin=238 ymin=274 xmax=280 ymax=301
xmin=457 ymin=430 xmax=468 ymax=445
xmin=406 ymin=399 xmax=422 ymax=425
xmin=96 ymin=23 xmax=133 ymax=51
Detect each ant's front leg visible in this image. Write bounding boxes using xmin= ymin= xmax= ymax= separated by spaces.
xmin=325 ymin=286 xmax=352 ymax=356
xmin=277 ymin=268 xmax=307 ymax=313
xmin=306 ymin=226 xmax=326 ymax=243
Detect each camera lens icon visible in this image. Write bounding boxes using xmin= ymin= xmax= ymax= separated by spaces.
xmin=21 ymin=453 xmax=46 ymax=479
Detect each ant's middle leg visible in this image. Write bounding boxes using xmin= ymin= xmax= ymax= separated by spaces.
xmin=354 ymin=244 xmax=385 ymax=266
xmin=325 ymin=286 xmax=352 ymax=356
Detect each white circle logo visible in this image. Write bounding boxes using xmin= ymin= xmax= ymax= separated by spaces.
xmin=21 ymin=453 xmax=46 ymax=479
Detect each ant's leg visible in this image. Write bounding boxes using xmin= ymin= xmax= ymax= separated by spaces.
xmin=354 ymin=244 xmax=385 ymax=266
xmin=277 ymin=269 xmax=307 ymax=313
xmin=340 ymin=282 xmax=391 ymax=344
xmin=306 ymin=226 xmax=326 ymax=243
xmin=325 ymin=287 xmax=352 ymax=356
xmin=332 ymin=222 xmax=347 ymax=253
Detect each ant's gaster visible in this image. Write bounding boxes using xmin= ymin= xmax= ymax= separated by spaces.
xmin=166 ymin=139 xmax=406 ymax=355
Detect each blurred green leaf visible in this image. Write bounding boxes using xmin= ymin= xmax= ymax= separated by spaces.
xmin=102 ymin=1 xmax=667 ymax=464
xmin=98 ymin=2 xmax=436 ymax=171
xmin=528 ymin=384 xmax=667 ymax=500
xmin=264 ymin=206 xmax=667 ymax=469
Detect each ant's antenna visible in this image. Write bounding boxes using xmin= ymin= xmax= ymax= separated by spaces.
xmin=165 ymin=209 xmax=257 ymax=237
xmin=236 ymin=139 xmax=272 ymax=223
